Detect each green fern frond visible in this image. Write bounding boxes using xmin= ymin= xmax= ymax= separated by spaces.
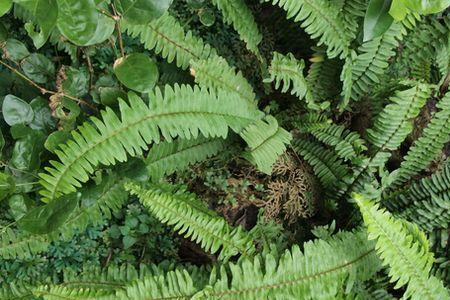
xmin=385 ymin=163 xmax=450 ymax=231
xmin=39 ymin=85 xmax=263 ymax=201
xmin=0 ymin=282 xmax=35 ymax=300
xmin=354 ymin=193 xmax=450 ymax=300
xmin=210 ymin=0 xmax=262 ymax=57
xmin=122 ymin=13 xmax=216 ymax=70
xmin=190 ymin=56 xmax=256 ymax=105
xmin=0 ymin=228 xmax=49 ymax=259
xmin=367 ymin=83 xmax=432 ymax=151
xmin=294 ymin=113 xmax=331 ymax=133
xmin=392 ymin=91 xmax=450 ymax=186
xmin=293 ymin=139 xmax=349 ymax=189
xmin=240 ymin=116 xmax=292 ymax=174
xmin=265 ymin=52 xmax=318 ymax=109
xmin=145 ymin=136 xmax=226 ymax=181
xmin=264 ymin=0 xmax=351 ymax=58
xmin=306 ymin=53 xmax=343 ymax=103
xmin=125 ymin=182 xmax=256 ymax=260
xmin=339 ymin=0 xmax=367 ymax=41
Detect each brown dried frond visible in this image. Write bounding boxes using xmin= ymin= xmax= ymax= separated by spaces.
xmin=265 ymin=180 xmax=288 ymax=220
xmin=272 ymin=153 xmax=296 ymax=176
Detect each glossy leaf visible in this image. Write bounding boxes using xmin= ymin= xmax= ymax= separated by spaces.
xmin=18 ymin=193 xmax=79 ymax=234
xmin=8 ymin=194 xmax=32 ymax=220
xmin=2 ymin=95 xmax=34 ymax=126
xmin=11 ymin=131 xmax=45 ymax=171
xmin=61 ymin=67 xmax=89 ymax=97
xmin=21 ymin=53 xmax=55 ymax=84
xmin=390 ymin=0 xmax=450 ymax=19
xmin=85 ymin=8 xmax=115 ymax=46
xmin=3 ymin=39 xmax=30 ymax=61
xmin=44 ymin=131 xmax=71 ymax=153
xmin=115 ymin=0 xmax=173 ymax=24
xmin=0 ymin=0 xmax=12 ymax=17
xmin=364 ymin=0 xmax=394 ymax=42
xmin=29 ymin=97 xmax=56 ymax=131
xmin=0 ymin=173 xmax=15 ymax=201
xmin=56 ymin=0 xmax=98 ymax=45
xmin=113 ymin=53 xmax=159 ymax=92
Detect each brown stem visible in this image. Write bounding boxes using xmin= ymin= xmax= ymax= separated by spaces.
xmin=110 ymin=3 xmax=125 ymax=58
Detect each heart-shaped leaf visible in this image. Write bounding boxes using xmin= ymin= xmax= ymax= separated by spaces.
xmin=114 ymin=53 xmax=159 ymax=92
xmin=115 ymin=0 xmax=173 ymax=24
xmin=2 ymin=95 xmax=34 ymax=126
xmin=364 ymin=0 xmax=394 ymax=42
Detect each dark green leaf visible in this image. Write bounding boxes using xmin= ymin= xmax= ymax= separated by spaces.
xmin=364 ymin=0 xmax=394 ymax=42
xmin=0 ymin=0 xmax=12 ymax=17
xmin=199 ymin=9 xmax=215 ymax=26
xmin=29 ymin=97 xmax=56 ymax=131
xmin=0 ymin=22 xmax=7 ymax=41
xmin=115 ymin=0 xmax=173 ymax=24
xmin=113 ymin=53 xmax=159 ymax=92
xmin=0 ymin=172 xmax=15 ymax=201
xmin=85 ymin=10 xmax=115 ymax=46
xmin=44 ymin=131 xmax=71 ymax=153
xmin=11 ymin=130 xmax=45 ymax=171
xmin=186 ymin=0 xmax=205 ymax=9
xmin=123 ymin=235 xmax=137 ymax=249
xmin=4 ymin=39 xmax=30 ymax=61
xmin=61 ymin=67 xmax=89 ymax=97
xmin=10 ymin=124 xmax=34 ymax=139
xmin=18 ymin=193 xmax=79 ymax=234
xmin=2 ymin=95 xmax=34 ymax=126
xmin=8 ymin=194 xmax=32 ymax=220
xmin=56 ymin=0 xmax=98 ymax=45
xmin=0 ymin=128 xmax=4 ymax=154
xmin=21 ymin=53 xmax=55 ymax=84
xmin=99 ymin=86 xmax=127 ymax=106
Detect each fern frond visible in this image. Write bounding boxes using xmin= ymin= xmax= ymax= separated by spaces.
xmin=264 ymin=0 xmax=351 ymax=58
xmin=0 ymin=282 xmax=35 ymax=300
xmin=240 ymin=116 xmax=292 ymax=174
xmin=391 ymin=91 xmax=450 ymax=186
xmin=265 ymin=52 xmax=317 ymax=109
xmin=354 ymin=193 xmax=450 ymax=300
xmin=293 ymin=139 xmax=349 ymax=189
xmin=122 ymin=13 xmax=216 ymax=70
xmin=39 ymin=85 xmax=263 ymax=201
xmin=125 ymin=182 xmax=256 ymax=260
xmin=367 ymin=83 xmax=432 ymax=151
xmin=293 ymin=113 xmax=331 ymax=133
xmin=0 ymin=228 xmax=49 ymax=259
xmin=210 ymin=0 xmax=262 ymax=57
xmin=145 ymin=136 xmax=226 ymax=181
xmin=306 ymin=53 xmax=343 ymax=103
xmin=385 ymin=163 xmax=450 ymax=231
xmin=190 ymin=56 xmax=256 ymax=105
xmin=339 ymin=0 xmax=367 ymax=41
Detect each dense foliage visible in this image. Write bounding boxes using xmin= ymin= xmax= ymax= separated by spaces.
xmin=0 ymin=0 xmax=450 ymax=299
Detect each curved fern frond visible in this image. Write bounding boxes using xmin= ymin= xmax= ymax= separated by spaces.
xmin=125 ymin=182 xmax=256 ymax=260
xmin=264 ymin=0 xmax=351 ymax=58
xmin=145 ymin=136 xmax=226 ymax=181
xmin=122 ymin=13 xmax=216 ymax=70
xmin=392 ymin=91 xmax=450 ymax=186
xmin=0 ymin=282 xmax=35 ymax=300
xmin=367 ymin=83 xmax=432 ymax=151
xmin=190 ymin=56 xmax=256 ymax=105
xmin=207 ymin=230 xmax=379 ymax=299
xmin=384 ymin=163 xmax=450 ymax=231
xmin=293 ymin=139 xmax=349 ymax=189
xmin=210 ymin=0 xmax=262 ymax=57
xmin=265 ymin=52 xmax=318 ymax=109
xmin=339 ymin=0 xmax=367 ymax=41
xmin=0 ymin=228 xmax=48 ymax=259
xmin=240 ymin=116 xmax=292 ymax=174
xmin=354 ymin=193 xmax=450 ymax=300
xmin=39 ymin=85 xmax=263 ymax=201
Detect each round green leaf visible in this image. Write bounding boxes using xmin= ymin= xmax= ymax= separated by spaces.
xmin=85 ymin=11 xmax=115 ymax=46
xmin=115 ymin=0 xmax=173 ymax=24
xmin=0 ymin=173 xmax=15 ymax=202
xmin=56 ymin=0 xmax=98 ymax=45
xmin=18 ymin=193 xmax=79 ymax=234
xmin=187 ymin=0 xmax=205 ymax=9
xmin=4 ymin=39 xmax=30 ymax=61
xmin=364 ymin=0 xmax=394 ymax=42
xmin=113 ymin=53 xmax=159 ymax=92
xmin=2 ymin=95 xmax=34 ymax=126
xmin=99 ymin=86 xmax=127 ymax=106
xmin=0 ymin=0 xmax=12 ymax=17
xmin=44 ymin=131 xmax=71 ymax=153
xmin=199 ymin=9 xmax=215 ymax=27
xmin=21 ymin=53 xmax=55 ymax=84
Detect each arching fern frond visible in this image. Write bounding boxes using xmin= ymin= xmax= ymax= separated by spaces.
xmin=125 ymin=182 xmax=256 ymax=260
xmin=240 ymin=116 xmax=292 ymax=174
xmin=392 ymin=91 xmax=450 ymax=187
xmin=265 ymin=52 xmax=318 ymax=109
xmin=367 ymin=83 xmax=432 ymax=151
xmin=145 ymin=136 xmax=226 ymax=181
xmin=122 ymin=13 xmax=216 ymax=70
xmin=190 ymin=56 xmax=256 ymax=105
xmin=338 ymin=0 xmax=367 ymax=42
xmin=384 ymin=163 xmax=450 ymax=231
xmin=210 ymin=0 xmax=262 ymax=58
xmin=0 ymin=228 xmax=48 ymax=259
xmin=264 ymin=0 xmax=351 ymax=58
xmin=354 ymin=193 xmax=450 ymax=300
xmin=39 ymin=85 xmax=263 ymax=201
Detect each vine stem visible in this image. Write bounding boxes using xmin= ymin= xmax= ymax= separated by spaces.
xmin=110 ymin=3 xmax=125 ymax=58
xmin=0 ymin=59 xmax=98 ymax=111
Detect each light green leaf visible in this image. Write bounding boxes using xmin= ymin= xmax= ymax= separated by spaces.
xmin=115 ymin=0 xmax=173 ymax=24
xmin=2 ymin=95 xmax=34 ymax=126
xmin=391 ymin=0 xmax=450 ymax=17
xmin=113 ymin=53 xmax=159 ymax=92
xmin=364 ymin=0 xmax=394 ymax=42
xmin=56 ymin=0 xmax=98 ymax=45
xmin=0 ymin=0 xmax=12 ymax=17
xmin=0 ymin=173 xmax=15 ymax=201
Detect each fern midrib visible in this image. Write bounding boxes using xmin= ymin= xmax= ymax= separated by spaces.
xmin=44 ymin=110 xmax=256 ymax=200
xmin=363 ymin=207 xmax=435 ymax=299
xmin=143 ymin=192 xmax=252 ymax=257
xmin=60 ymin=280 xmax=126 ymax=288
xmin=248 ymin=126 xmax=282 ymax=153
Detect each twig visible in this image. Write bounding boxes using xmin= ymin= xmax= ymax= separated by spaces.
xmin=110 ymin=3 xmax=125 ymax=58
xmin=0 ymin=59 xmax=98 ymax=112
